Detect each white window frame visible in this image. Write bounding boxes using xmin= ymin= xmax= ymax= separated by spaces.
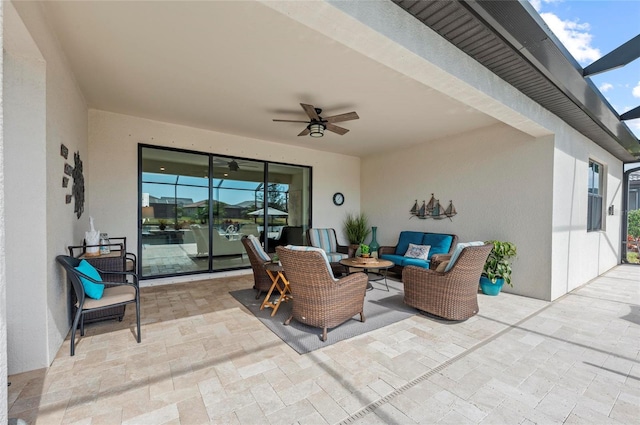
xmin=587 ymin=159 xmax=605 ymax=232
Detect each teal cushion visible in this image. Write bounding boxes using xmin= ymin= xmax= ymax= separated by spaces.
xmin=395 ymin=231 xmax=424 ymax=255
xmin=75 ymin=260 xmax=105 ymax=300
xmin=402 ymin=257 xmax=431 ymax=269
xmin=380 ymin=253 xmax=406 ymax=266
xmin=422 ymin=234 xmax=454 ymax=258
xmin=444 ymin=241 xmax=485 ymax=272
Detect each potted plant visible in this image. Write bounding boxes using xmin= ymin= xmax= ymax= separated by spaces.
xmin=359 ymin=244 xmax=370 ymax=258
xmin=480 ymin=240 xmax=517 ymax=295
xmin=343 ymin=212 xmax=371 ymax=256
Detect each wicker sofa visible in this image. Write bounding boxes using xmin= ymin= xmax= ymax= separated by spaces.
xmin=378 ymin=231 xmax=458 ymax=274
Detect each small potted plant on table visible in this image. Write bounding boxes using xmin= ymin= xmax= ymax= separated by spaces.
xmin=480 ymin=240 xmax=517 ymax=295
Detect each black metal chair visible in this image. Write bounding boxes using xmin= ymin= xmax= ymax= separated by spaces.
xmin=56 ymin=255 xmax=141 ymax=356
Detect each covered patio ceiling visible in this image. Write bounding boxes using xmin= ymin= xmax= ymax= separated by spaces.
xmin=39 ymin=0 xmax=638 ymax=160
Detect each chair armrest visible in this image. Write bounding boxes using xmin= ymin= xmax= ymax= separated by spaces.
xmin=97 ymin=269 xmax=139 ymax=285
xmin=429 ymin=254 xmax=452 ymax=270
xmin=336 ymin=244 xmax=348 ymax=255
xmin=378 ymin=245 xmax=396 ymax=256
xmin=335 ymin=271 xmax=368 ymax=286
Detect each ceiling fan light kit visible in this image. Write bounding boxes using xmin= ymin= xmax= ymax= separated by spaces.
xmin=309 ymin=123 xmax=325 ymax=138
xmin=273 ymin=103 xmax=359 ymax=137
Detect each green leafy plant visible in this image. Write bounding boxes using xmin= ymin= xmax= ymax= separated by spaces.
xmin=343 ymin=212 xmax=371 ymax=245
xmin=628 ymin=209 xmax=640 ymax=251
xmin=359 ymin=244 xmax=370 ymax=256
xmin=482 ymin=240 xmax=517 ymax=286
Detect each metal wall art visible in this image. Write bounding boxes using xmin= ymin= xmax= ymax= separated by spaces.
xmin=61 ymin=148 xmax=85 ymax=218
xmin=72 ymin=151 xmax=85 ymax=219
xmin=410 ymin=194 xmax=457 ymax=221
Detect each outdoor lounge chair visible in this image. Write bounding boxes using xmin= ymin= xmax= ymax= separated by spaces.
xmin=56 ymin=255 xmax=141 ymax=356
xmin=403 ymin=244 xmax=492 ymax=321
xmin=241 ymin=235 xmax=274 ymax=299
xmin=276 ymin=246 xmax=368 ymax=341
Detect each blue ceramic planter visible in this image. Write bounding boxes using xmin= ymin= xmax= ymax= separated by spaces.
xmin=480 ymin=276 xmax=504 ymax=296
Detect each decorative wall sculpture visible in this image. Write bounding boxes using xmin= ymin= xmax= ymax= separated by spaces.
xmin=410 ymin=193 xmax=457 ymax=221
xmin=72 ymin=151 xmax=85 ymax=219
xmin=61 ymin=145 xmax=85 ymax=218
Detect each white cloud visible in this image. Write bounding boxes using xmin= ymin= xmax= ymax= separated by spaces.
xmin=539 ymin=12 xmax=601 ymax=64
xmin=529 ymin=0 xmax=561 ymax=12
xmin=599 ymin=83 xmax=613 ymax=93
xmin=633 ymin=81 xmax=640 ymax=98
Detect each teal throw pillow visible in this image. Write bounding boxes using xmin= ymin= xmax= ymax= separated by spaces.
xmin=75 ymin=259 xmax=105 ymax=300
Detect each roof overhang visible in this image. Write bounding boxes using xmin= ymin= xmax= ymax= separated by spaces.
xmin=394 ymin=0 xmax=640 ymax=162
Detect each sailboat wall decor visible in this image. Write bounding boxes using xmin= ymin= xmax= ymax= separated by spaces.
xmin=410 ymin=194 xmax=457 ymax=221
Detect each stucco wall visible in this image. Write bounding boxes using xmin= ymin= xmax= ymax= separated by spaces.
xmin=362 ymin=123 xmax=555 ymax=300
xmin=551 ymin=127 xmax=623 ymax=299
xmin=0 ymin=1 xmax=7 ymax=421
xmin=8 ymin=0 xmax=89 ymax=373
xmin=87 ymin=109 xmax=361 ymax=284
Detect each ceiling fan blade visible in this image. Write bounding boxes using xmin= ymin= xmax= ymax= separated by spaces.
xmin=300 ymin=103 xmax=320 ymax=121
xmin=325 ymin=111 xmax=359 ymax=123
xmin=273 ymin=119 xmax=310 ymax=123
xmin=298 ymin=127 xmax=311 ymax=136
xmin=326 ymin=123 xmax=349 ymax=135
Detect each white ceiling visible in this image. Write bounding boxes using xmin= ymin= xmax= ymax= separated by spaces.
xmin=42 ymin=0 xmax=500 ymax=157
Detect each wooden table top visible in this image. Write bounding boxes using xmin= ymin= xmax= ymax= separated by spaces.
xmin=339 ymin=257 xmax=393 ymax=269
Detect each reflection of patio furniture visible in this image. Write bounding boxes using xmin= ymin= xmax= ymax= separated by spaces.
xmin=276 ymin=246 xmax=368 ymax=342
xmin=56 ymin=255 xmax=141 ymax=356
xmin=403 ymin=244 xmax=492 ymax=321
xmin=241 ymin=235 xmax=274 ymax=299
xmin=191 ymin=224 xmax=209 ymax=256
xmin=190 ymin=224 xmax=245 ymax=257
xmin=240 ymin=223 xmax=260 ymax=237
xmin=264 ymin=226 xmax=304 ymax=252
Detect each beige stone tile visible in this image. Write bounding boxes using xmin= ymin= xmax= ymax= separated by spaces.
xmin=121 ymin=404 xmax=179 ymax=425
xmin=10 ymin=266 xmax=640 ymax=425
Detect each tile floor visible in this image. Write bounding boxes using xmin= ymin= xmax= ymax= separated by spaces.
xmin=7 ymin=265 xmax=640 ymax=424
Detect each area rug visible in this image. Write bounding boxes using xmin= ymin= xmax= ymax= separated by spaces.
xmin=230 ymin=277 xmax=416 ymax=354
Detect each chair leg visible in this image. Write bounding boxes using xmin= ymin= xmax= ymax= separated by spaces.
xmin=360 ymin=312 xmax=366 ymax=323
xmin=80 ymin=316 xmax=85 ymax=336
xmin=70 ymin=311 xmax=82 ymax=356
xmin=255 ymin=289 xmax=262 ymax=300
xmin=135 ymin=299 xmax=141 ymax=343
xmin=321 ymin=328 xmax=327 ymax=342
xmin=284 ymin=314 xmax=293 ymax=325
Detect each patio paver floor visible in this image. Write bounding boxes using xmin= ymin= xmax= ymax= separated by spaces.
xmin=7 ymin=265 xmax=639 ymax=424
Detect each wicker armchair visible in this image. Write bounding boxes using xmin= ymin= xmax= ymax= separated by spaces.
xmin=403 ymin=244 xmax=492 ymax=321
xmin=276 ymin=246 xmax=368 ymax=341
xmin=241 ymin=235 xmax=274 ymax=299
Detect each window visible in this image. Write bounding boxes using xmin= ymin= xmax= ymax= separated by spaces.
xmin=139 ymin=145 xmax=311 ymax=278
xmin=588 ymin=159 xmax=604 ymax=231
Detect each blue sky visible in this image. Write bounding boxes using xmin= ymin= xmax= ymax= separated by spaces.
xmin=529 ymin=0 xmax=640 ymax=138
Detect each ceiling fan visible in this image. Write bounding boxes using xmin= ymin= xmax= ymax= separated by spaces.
xmin=273 ymin=103 xmax=359 ymax=137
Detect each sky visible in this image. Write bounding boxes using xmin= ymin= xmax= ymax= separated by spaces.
xmin=529 ymin=0 xmax=640 ymax=138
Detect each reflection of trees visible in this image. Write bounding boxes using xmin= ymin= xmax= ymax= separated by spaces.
xmin=256 ymin=183 xmax=287 ymax=211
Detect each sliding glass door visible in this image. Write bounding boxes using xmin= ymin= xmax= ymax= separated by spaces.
xmin=139 ymin=145 xmax=310 ymax=278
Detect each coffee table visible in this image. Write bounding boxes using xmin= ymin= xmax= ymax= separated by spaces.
xmin=339 ymin=258 xmax=394 ymax=291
